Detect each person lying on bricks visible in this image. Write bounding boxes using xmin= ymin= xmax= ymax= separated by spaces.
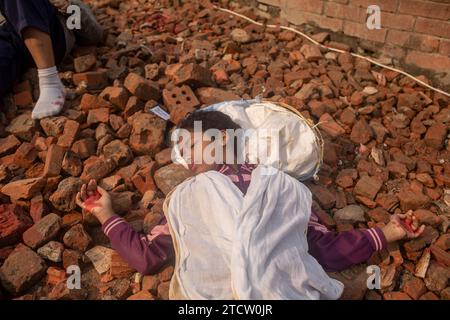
xmin=76 ymin=110 xmax=425 ymax=299
xmin=0 ymin=0 xmax=102 ymax=119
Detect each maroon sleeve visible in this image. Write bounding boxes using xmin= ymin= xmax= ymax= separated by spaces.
xmin=307 ymin=214 xmax=387 ymax=272
xmin=101 ymin=215 xmax=174 ymax=275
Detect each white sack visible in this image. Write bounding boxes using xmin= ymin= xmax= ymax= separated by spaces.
xmin=165 ymin=166 xmax=343 ymax=300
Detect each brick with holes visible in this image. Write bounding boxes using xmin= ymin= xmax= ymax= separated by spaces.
xmin=162 ymin=85 xmax=200 ymax=125
xmin=162 ymin=85 xmax=200 ymax=112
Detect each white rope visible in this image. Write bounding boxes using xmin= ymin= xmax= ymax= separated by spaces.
xmin=213 ymin=5 xmax=450 ymax=98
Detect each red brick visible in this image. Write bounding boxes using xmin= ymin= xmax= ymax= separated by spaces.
xmin=401 ymin=276 xmax=427 ymax=300
xmin=439 ymin=39 xmax=450 ymax=56
xmin=129 ymin=113 xmax=166 ymax=156
xmin=73 ymin=54 xmax=96 ymax=73
xmin=73 ymin=69 xmax=108 ymax=90
xmin=397 ymin=187 xmax=429 ymax=211
xmin=6 ymin=113 xmax=36 ymax=142
xmin=324 ymin=3 xmax=366 ymax=23
xmin=14 ymin=143 xmax=37 ymax=168
xmin=435 ymin=234 xmax=450 ymax=251
xmin=103 ymin=140 xmax=133 ymax=167
xmin=407 ymin=34 xmax=440 ymax=53
xmin=344 ymin=20 xmax=387 ymax=43
xmin=87 ymin=108 xmax=110 ymax=126
xmin=57 ymin=120 xmax=80 ymax=149
xmin=62 ymin=249 xmax=82 ymax=269
xmin=109 ymin=251 xmax=135 ymax=279
xmin=63 ymin=224 xmax=92 ymax=252
xmin=71 ymin=138 xmax=96 ymax=159
xmin=318 ymin=113 xmax=345 ymax=138
xmin=80 ymin=156 xmax=116 ymax=182
xmin=124 ymin=73 xmax=160 ymax=101
xmin=430 ymin=244 xmax=450 ymax=267
xmin=405 ymin=51 xmax=450 ymax=72
xmin=30 ymin=194 xmax=45 ymax=223
xmin=383 ymin=291 xmax=412 ymax=300
xmin=0 ymin=135 xmax=21 ymax=156
xmin=99 ymin=86 xmax=129 ymax=110
xmin=1 ymin=178 xmax=45 ymax=201
xmin=0 ymin=204 xmax=32 ymax=246
xmin=350 ymin=0 xmax=398 ymax=12
xmin=196 ymin=87 xmax=241 ymax=105
xmin=173 ymin=63 xmax=215 ymax=87
xmin=419 ymin=291 xmax=440 ymax=300
xmin=132 ymin=162 xmax=157 ymax=195
xmin=308 ymin=185 xmax=336 ymax=209
xmin=123 ymin=96 xmax=144 ymax=118
xmin=162 ymin=85 xmax=200 ymax=113
xmin=414 ymin=17 xmax=450 ymax=39
xmin=382 ymin=12 xmax=416 ymax=31
xmin=287 ymin=0 xmax=323 ymax=14
xmin=46 ymin=267 xmax=66 ymax=286
xmin=0 ymin=245 xmax=46 ymax=294
xmin=300 ymin=44 xmax=323 ymax=61
xmin=399 ymin=0 xmax=450 ymax=20
xmin=79 ymin=93 xmax=111 ymax=111
xmin=127 ymin=290 xmax=155 ymax=300
xmin=13 ymin=91 xmax=33 ymax=107
xmin=386 ymin=30 xmax=410 ymax=47
xmin=22 ymin=213 xmax=61 ymax=249
xmin=284 ymin=10 xmax=343 ymax=32
xmin=354 ymin=175 xmax=383 ymax=200
xmin=43 ymin=144 xmax=65 ymax=177
xmin=351 ymin=119 xmax=373 ymax=144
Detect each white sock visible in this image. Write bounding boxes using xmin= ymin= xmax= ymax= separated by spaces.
xmin=32 ymin=66 xmax=66 ymax=120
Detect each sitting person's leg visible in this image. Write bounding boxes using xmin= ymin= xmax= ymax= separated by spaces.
xmin=0 ymin=0 xmax=67 ymax=119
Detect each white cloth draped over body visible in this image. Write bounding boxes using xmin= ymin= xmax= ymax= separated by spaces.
xmin=164 ymin=166 xmax=344 ymax=300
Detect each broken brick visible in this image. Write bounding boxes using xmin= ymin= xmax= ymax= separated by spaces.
xmin=57 ymin=120 xmax=80 ymax=149
xmin=49 ymin=177 xmax=83 ymax=212
xmin=14 ymin=143 xmax=38 ymax=168
xmin=353 ymin=176 xmax=383 ymax=200
xmin=0 ymin=135 xmax=21 ymax=157
xmin=124 ymin=73 xmax=160 ymax=101
xmin=42 ymin=144 xmax=65 ymax=177
xmin=1 ymin=178 xmax=45 ymax=201
xmin=173 ymin=63 xmax=214 ymax=87
xmin=46 ymin=266 xmax=67 ymax=286
xmin=100 ymin=86 xmax=129 ymax=110
xmin=0 ymin=204 xmax=32 ymax=246
xmin=0 ymin=245 xmax=46 ymax=295
xmin=22 ymin=213 xmax=61 ymax=249
xmin=73 ymin=69 xmax=108 ymax=90
xmin=63 ymin=224 xmax=92 ymax=252
xmin=80 ymin=156 xmax=116 ymax=182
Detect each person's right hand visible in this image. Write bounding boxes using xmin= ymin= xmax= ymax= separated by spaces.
xmin=381 ymin=211 xmax=425 ymax=243
xmin=76 ymin=179 xmax=115 ymax=224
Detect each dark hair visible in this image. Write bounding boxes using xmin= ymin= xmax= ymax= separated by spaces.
xmin=177 ymin=110 xmax=241 ymax=132
xmin=177 ymin=110 xmax=242 ymax=158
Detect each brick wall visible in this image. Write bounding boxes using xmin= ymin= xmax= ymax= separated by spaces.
xmin=256 ymin=0 xmax=450 ymax=89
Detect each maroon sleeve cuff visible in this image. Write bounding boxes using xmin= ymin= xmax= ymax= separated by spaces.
xmin=101 ymin=215 xmax=127 ymax=237
xmin=363 ymin=227 xmax=387 ymax=251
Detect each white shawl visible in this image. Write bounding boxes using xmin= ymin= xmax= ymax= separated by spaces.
xmin=164 ymin=166 xmax=344 ymax=300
